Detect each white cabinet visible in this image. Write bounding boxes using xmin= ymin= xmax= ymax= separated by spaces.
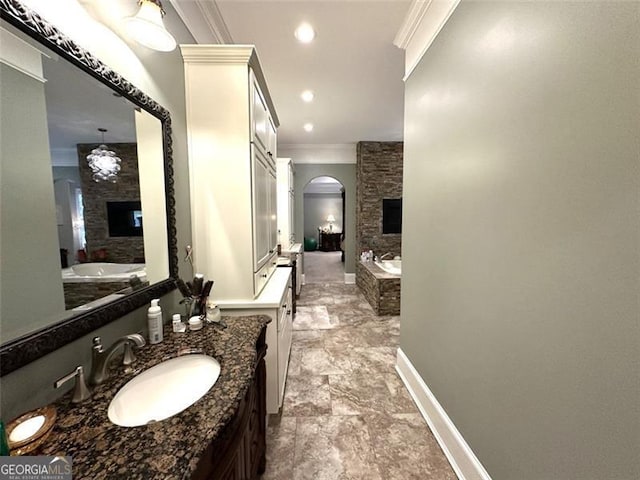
xmin=252 ymin=146 xmax=272 ymax=271
xmin=217 ymin=267 xmax=293 ymax=414
xmin=251 ymin=75 xmax=268 ymax=153
xmin=278 ymin=285 xmax=293 ymax=402
xmin=276 ymin=157 xmax=295 ymax=249
xmin=181 ymin=45 xmax=280 ymax=300
xmin=286 ymin=243 xmax=303 ymax=296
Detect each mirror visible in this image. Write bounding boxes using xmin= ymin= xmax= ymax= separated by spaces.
xmin=0 ymin=0 xmax=178 ymax=375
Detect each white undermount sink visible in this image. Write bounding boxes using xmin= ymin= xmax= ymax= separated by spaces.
xmin=108 ymin=354 xmax=221 ymax=427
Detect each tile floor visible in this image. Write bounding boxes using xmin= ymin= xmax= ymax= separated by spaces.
xmin=261 ymin=282 xmax=456 ymax=480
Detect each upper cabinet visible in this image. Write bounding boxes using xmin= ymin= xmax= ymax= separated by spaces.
xmin=181 ymin=45 xmax=280 ymax=300
xmin=277 ymin=158 xmax=295 ymax=249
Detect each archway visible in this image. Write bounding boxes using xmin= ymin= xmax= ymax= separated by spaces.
xmin=302 ymin=176 xmax=345 ymax=283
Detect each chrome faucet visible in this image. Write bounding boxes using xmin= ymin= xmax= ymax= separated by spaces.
xmin=379 ymin=252 xmax=394 ymax=261
xmin=89 ymin=334 xmax=145 ymax=385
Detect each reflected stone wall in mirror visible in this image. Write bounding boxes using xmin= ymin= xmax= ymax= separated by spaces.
xmin=0 ymin=0 xmax=178 ymax=375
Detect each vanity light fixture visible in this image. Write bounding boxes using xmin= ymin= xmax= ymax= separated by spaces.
xmin=126 ymin=0 xmax=177 ymax=52
xmin=294 ymin=23 xmax=316 ymax=44
xmin=303 ymin=123 xmax=314 ymax=132
xmin=301 ymin=90 xmax=315 ymax=102
xmin=86 ymin=128 xmax=122 ymax=183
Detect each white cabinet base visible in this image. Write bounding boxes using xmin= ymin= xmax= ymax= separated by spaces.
xmin=217 ymin=268 xmax=292 ymax=414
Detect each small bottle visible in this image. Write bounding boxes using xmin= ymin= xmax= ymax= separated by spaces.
xmin=368 ymin=250 xmax=373 ymax=262
xmin=147 ymin=299 xmax=163 ymax=344
xmin=206 ymin=301 xmax=221 ymax=323
xmin=172 ymin=313 xmax=186 ymax=333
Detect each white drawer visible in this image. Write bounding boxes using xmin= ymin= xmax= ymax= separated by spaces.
xmin=253 ymin=262 xmax=270 ymax=296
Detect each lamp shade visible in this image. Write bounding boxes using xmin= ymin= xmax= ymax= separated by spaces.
xmin=125 ymin=0 xmax=176 ymax=52
xmin=326 ymin=214 xmax=336 ymax=223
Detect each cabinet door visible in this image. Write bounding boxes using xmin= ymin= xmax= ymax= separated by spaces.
xmin=267 ymin=116 xmax=277 ymax=159
xmin=252 ymin=147 xmax=271 ymax=271
xmin=277 ymin=286 xmax=293 ymax=407
xmin=288 ymin=191 xmax=295 ymax=244
xmin=268 ymin=166 xmax=278 ymax=252
xmin=252 ymin=78 xmax=268 ymax=153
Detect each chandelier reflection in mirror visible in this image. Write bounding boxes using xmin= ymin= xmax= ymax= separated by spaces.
xmin=86 ymin=128 xmax=122 ymax=183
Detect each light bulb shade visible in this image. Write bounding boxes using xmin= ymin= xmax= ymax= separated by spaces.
xmin=126 ymin=0 xmax=176 ymax=52
xmin=327 ymin=215 xmax=336 ymax=222
xmin=87 ymin=145 xmax=122 ymax=183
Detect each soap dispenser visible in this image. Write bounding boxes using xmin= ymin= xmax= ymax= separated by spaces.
xmin=147 ymin=299 xmax=163 ymax=344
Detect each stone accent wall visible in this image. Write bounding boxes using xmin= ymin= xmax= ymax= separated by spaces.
xmin=356 ymin=261 xmax=401 ymax=316
xmin=63 ymin=281 xmax=131 ymax=310
xmin=77 ymin=143 xmax=144 ymax=263
xmin=356 ymin=142 xmax=403 ymax=260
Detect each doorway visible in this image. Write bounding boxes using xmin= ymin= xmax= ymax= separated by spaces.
xmin=303 ymin=176 xmax=344 ymax=283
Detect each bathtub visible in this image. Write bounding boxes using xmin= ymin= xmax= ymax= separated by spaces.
xmin=62 ymin=263 xmax=146 ymax=283
xmin=375 ymin=259 xmax=401 ymax=275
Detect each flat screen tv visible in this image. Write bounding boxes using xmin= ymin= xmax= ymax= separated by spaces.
xmin=106 ymin=201 xmax=143 ymax=237
xmin=382 ymin=198 xmax=402 ymax=234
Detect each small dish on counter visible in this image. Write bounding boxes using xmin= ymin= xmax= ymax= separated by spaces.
xmin=6 ymin=405 xmax=56 ymax=455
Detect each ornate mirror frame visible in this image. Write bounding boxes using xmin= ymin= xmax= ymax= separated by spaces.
xmin=0 ymin=0 xmax=179 ymax=375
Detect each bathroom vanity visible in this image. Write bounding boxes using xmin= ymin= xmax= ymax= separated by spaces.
xmin=217 ymin=268 xmax=293 ymax=415
xmin=36 ymin=316 xmax=269 ymax=480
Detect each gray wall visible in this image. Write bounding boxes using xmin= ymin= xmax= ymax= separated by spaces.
xmin=0 ymin=12 xmax=194 ymax=420
xmin=400 ymin=2 xmax=639 ymax=479
xmin=303 ymin=193 xmax=343 ymax=240
xmin=53 ymin=166 xmax=81 ymax=184
xmin=1 ymin=63 xmax=66 ymax=340
xmin=295 ymin=164 xmax=356 ymax=274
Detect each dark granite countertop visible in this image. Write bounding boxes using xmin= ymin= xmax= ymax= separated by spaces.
xmin=38 ymin=315 xmax=269 ymax=480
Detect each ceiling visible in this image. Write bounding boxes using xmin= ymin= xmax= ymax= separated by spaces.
xmin=174 ymin=0 xmax=410 ymax=147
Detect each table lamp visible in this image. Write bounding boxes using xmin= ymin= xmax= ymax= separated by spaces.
xmin=327 ymin=214 xmax=336 ymax=232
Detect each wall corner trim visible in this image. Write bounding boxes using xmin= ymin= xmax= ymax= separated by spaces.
xmin=344 ymin=273 xmax=356 ymax=284
xmin=396 ymin=348 xmax=492 ymax=480
xmin=393 ymin=0 xmax=461 ymax=80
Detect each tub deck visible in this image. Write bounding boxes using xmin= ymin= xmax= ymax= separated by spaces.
xmin=356 ymin=260 xmax=401 ymax=316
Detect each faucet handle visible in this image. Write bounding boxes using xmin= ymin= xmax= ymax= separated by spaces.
xmin=122 ymin=342 xmax=137 ymax=366
xmin=92 ymin=336 xmax=103 ymax=351
xmin=54 ymin=366 xmax=91 ymax=403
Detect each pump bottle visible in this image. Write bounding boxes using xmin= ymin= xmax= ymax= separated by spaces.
xmin=147 ymin=298 xmax=163 ymax=344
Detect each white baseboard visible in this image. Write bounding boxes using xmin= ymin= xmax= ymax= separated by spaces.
xmin=396 ymin=348 xmax=492 ymax=480
xmin=344 ymin=273 xmax=355 ymax=284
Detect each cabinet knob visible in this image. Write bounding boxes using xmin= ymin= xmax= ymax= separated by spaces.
xmin=261 ymin=273 xmax=268 ymax=278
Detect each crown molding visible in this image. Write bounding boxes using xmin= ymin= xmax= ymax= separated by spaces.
xmin=180 ymin=44 xmax=254 ymax=63
xmin=394 ymin=0 xmax=461 ymax=80
xmin=279 ymin=143 xmax=356 ymax=151
xmin=393 ymin=0 xmax=432 ymax=49
xmin=278 ymin=144 xmax=357 ymax=164
xmin=180 ymin=44 xmax=279 ymax=127
xmin=169 ymin=0 xmax=233 ymax=44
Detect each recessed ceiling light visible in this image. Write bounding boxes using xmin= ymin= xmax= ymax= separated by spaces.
xmin=295 ymin=23 xmax=316 ymax=43
xmin=301 ymin=90 xmax=315 ymax=102
xmin=303 ymin=123 xmax=314 ymax=132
